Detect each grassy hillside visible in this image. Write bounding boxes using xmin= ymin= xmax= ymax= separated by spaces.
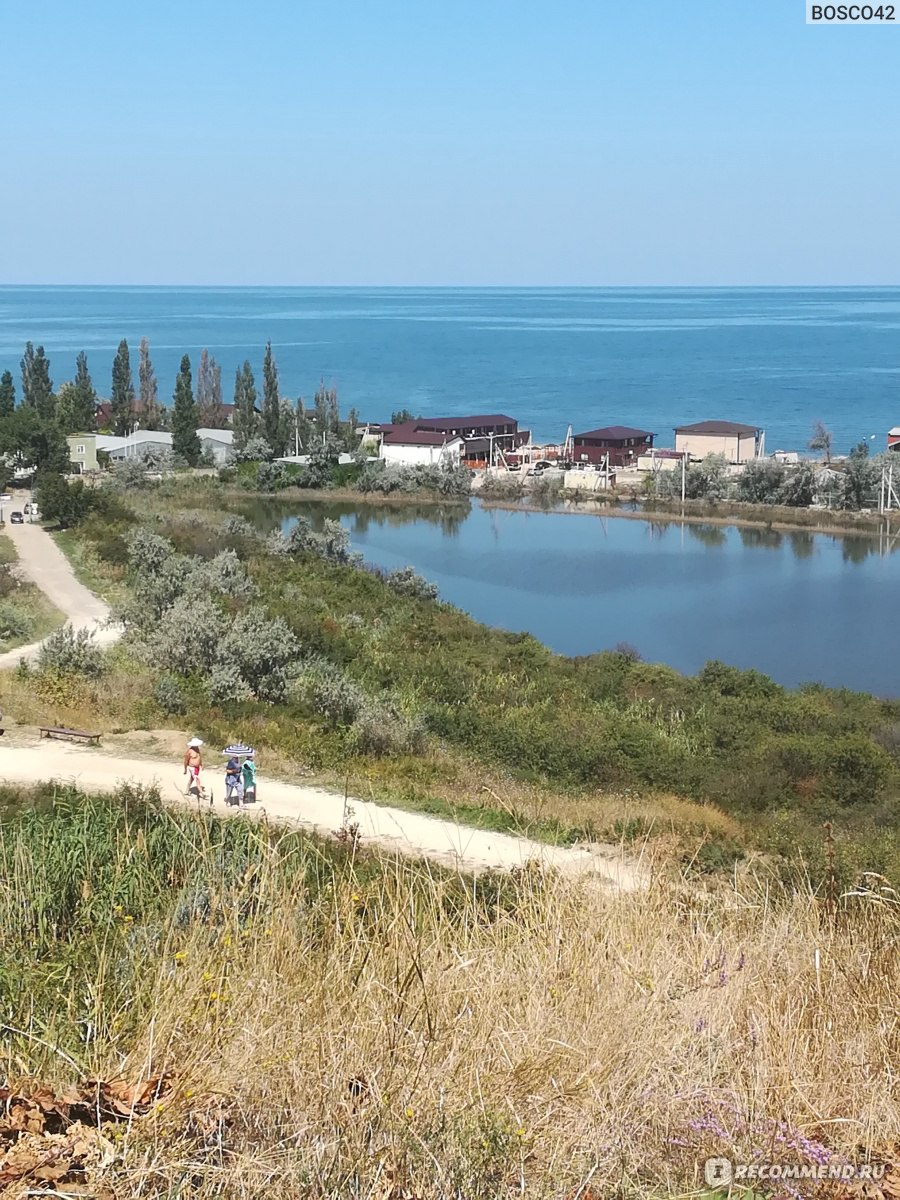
xmin=1 ymin=783 xmax=897 ymax=1198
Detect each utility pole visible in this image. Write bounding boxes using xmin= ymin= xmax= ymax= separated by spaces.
xmin=681 ymin=452 xmax=686 ymax=504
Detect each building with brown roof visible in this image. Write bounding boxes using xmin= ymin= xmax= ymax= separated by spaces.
xmin=572 ymin=425 xmax=655 ymax=467
xmin=674 ymin=420 xmax=761 ymax=464
xmin=378 ymin=413 xmax=529 ymax=467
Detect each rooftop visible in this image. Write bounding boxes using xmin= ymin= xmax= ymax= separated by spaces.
xmin=674 ymin=420 xmax=760 ymax=436
xmin=410 ymin=414 xmax=517 ymax=431
xmin=382 ymin=422 xmax=465 ymax=447
xmin=574 ymin=425 xmax=654 ymax=440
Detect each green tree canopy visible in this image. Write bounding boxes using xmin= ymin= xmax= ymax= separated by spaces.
xmin=110 ymin=339 xmax=136 ymax=436
xmin=232 ymin=361 xmax=259 ymax=451
xmin=0 ymin=370 xmax=15 ymax=416
xmin=0 ymin=405 xmax=68 ymax=472
xmin=138 ymin=338 xmax=165 ymax=431
xmin=171 ymin=354 xmax=200 ymax=466
xmin=196 ymin=348 xmax=226 ymax=428
xmin=262 ymin=341 xmax=287 ymax=455
xmin=809 ymin=420 xmax=833 ymax=462
xmin=20 ymin=343 xmax=55 ymax=420
xmin=36 ymin=471 xmax=94 ymax=529
xmin=56 ymin=351 xmax=98 ymax=434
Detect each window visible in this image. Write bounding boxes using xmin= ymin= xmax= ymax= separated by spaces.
xmin=76 ymin=444 xmax=85 ymax=455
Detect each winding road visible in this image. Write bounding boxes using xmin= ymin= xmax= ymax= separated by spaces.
xmin=0 ymin=519 xmax=120 ymax=670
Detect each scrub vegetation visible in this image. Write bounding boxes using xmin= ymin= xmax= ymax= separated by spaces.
xmin=8 ymin=474 xmax=900 ymax=887
xmin=1 ymin=783 xmax=899 ymax=1199
xmin=5 ymin=476 xmax=900 ymax=1196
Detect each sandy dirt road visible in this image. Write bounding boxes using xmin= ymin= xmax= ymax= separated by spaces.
xmin=0 ymin=519 xmax=120 ymax=670
xmin=2 ymin=736 xmax=645 ymax=889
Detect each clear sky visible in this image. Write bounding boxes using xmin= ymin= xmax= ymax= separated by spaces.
xmin=1 ymin=0 xmax=898 ymax=285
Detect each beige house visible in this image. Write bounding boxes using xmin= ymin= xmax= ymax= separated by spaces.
xmin=67 ymin=433 xmax=127 ymax=473
xmin=674 ymin=420 xmax=761 ymax=464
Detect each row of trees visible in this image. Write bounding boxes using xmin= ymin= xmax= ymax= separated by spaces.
xmin=231 ymin=343 xmax=359 ymax=458
xmin=0 ymin=337 xmax=362 ymax=475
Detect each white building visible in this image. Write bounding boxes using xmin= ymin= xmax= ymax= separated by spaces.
xmin=106 ymin=427 xmax=234 ymax=465
xmin=380 ymin=428 xmax=464 ymax=467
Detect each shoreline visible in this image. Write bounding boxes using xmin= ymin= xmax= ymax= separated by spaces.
xmin=480 ymin=495 xmax=895 ymax=540
xmin=233 ymin=483 xmax=894 ymax=542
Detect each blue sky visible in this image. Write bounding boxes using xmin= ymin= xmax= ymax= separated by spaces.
xmin=1 ymin=0 xmax=897 ymax=285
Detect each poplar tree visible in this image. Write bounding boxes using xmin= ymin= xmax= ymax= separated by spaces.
xmin=278 ymin=397 xmax=296 ymax=456
xmin=138 ymin=338 xmax=164 ymax=431
xmin=295 ymin=397 xmax=315 ymax=451
xmin=210 ymin=356 xmax=223 ymax=425
xmin=20 ymin=343 xmax=54 ymax=420
xmin=232 ymin=361 xmax=258 ymax=451
xmin=73 ymin=351 xmax=97 ymax=430
xmin=172 ymin=355 xmax=200 ymax=466
xmin=56 ymin=351 xmax=97 ymax=433
xmin=0 ymin=370 xmax=14 ymax=416
xmin=196 ymin=348 xmax=225 ymax=427
xmin=262 ymin=340 xmax=285 ymax=454
xmin=110 ymin=339 xmax=136 ymax=435
xmin=196 ymin=348 xmax=211 ymax=420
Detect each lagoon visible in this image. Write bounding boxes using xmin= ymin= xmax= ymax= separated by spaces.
xmin=269 ymin=501 xmax=900 ymax=696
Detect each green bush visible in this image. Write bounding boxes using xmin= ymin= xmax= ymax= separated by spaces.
xmin=37 ymin=624 xmax=104 ymax=678
xmin=0 ymin=600 xmax=33 ymax=643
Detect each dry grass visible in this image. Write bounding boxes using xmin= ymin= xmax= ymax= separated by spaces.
xmin=49 ymin=861 xmax=900 ymax=1198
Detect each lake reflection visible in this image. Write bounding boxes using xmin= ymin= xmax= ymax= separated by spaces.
xmin=268 ymin=500 xmax=900 ymax=695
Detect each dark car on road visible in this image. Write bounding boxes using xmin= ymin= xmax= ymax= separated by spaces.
xmin=9 ymin=512 xmax=23 ymax=524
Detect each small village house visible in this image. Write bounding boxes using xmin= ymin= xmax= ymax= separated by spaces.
xmin=887 ymin=426 xmax=900 ymax=452
xmin=380 ymin=425 xmax=465 ymax=466
xmin=378 ymin=414 xmax=528 ymax=467
xmin=67 ymin=433 xmax=127 ymax=473
xmin=674 ymin=420 xmax=762 ymax=464
xmin=572 ymin=425 xmax=655 ymax=466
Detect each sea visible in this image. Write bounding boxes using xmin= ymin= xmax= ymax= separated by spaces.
xmin=1 ymin=286 xmax=899 ymax=453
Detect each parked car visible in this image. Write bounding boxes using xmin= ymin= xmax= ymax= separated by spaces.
xmin=10 ymin=512 xmax=24 ymax=524
xmin=507 ymin=463 xmax=521 ymax=472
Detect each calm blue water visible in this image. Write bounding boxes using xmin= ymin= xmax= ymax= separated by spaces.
xmin=1 ymin=286 xmax=899 ymax=453
xmin=277 ymin=501 xmax=900 ymax=696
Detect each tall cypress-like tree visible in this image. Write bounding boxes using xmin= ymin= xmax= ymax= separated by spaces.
xmin=196 ymin=348 xmax=212 ymax=420
xmin=110 ymin=339 xmax=136 ymax=435
xmin=72 ymin=351 xmax=97 ymax=430
xmin=196 ymin=348 xmax=226 ymax=427
xmin=209 ymin=358 xmax=223 ymax=426
xmin=20 ymin=343 xmax=54 ymax=420
xmin=138 ymin=338 xmax=164 ymax=431
xmin=55 ymin=351 xmax=97 ymax=434
xmin=232 ymin=361 xmax=258 ymax=451
xmin=0 ymin=370 xmax=15 ymax=416
xmin=262 ymin=341 xmax=284 ymax=453
xmin=172 ymin=354 xmax=200 ymax=466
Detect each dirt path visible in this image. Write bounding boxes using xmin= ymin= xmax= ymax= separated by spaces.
xmin=0 ymin=521 xmax=120 ymax=670
xmin=1 ymin=736 xmax=645 ymax=889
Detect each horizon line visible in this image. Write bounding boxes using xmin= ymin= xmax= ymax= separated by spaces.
xmin=2 ymin=281 xmax=900 ymax=291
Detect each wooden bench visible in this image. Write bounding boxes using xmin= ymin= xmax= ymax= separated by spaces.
xmin=39 ymin=726 xmax=101 ymax=746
